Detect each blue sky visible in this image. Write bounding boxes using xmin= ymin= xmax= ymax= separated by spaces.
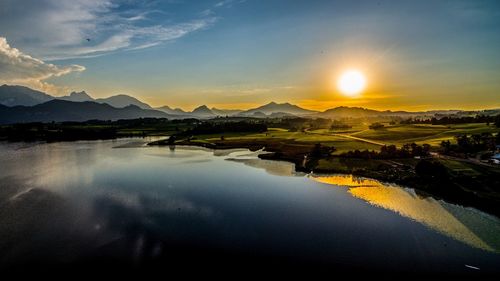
xmin=1 ymin=0 xmax=500 ymax=110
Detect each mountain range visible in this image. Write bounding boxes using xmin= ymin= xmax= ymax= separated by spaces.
xmin=238 ymin=102 xmax=317 ymax=116
xmin=1 ymin=84 xmax=498 ymax=124
xmin=0 ymin=100 xmax=170 ymax=124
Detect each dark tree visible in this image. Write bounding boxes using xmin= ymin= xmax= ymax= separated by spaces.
xmin=415 ymin=160 xmax=449 ymax=181
xmin=310 ymin=143 xmax=336 ymax=158
xmin=167 ymin=135 xmax=176 ymax=145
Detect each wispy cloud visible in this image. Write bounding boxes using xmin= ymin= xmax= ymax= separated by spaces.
xmin=200 ymin=0 xmax=243 ymax=17
xmin=0 ymin=37 xmax=85 ymax=94
xmin=0 ymin=0 xmax=218 ymax=60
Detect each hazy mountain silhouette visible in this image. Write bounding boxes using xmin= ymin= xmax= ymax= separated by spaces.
xmin=316 ymin=107 xmax=472 ymax=118
xmin=0 ymin=85 xmax=154 ymax=109
xmin=211 ymin=108 xmax=242 ymax=116
xmin=318 ymin=106 xmax=382 ymax=118
xmin=269 ymin=112 xmax=297 ymax=118
xmin=156 ymin=105 xmax=242 ymax=118
xmin=95 ymin=94 xmax=152 ymax=109
xmin=251 ymin=111 xmax=267 ymax=117
xmin=59 ymin=91 xmax=94 ymax=102
xmin=0 ymin=84 xmax=54 ymax=106
xmin=3 ymin=84 xmax=498 ymax=124
xmin=191 ymin=105 xmax=216 ymax=117
xmin=156 ymin=105 xmax=187 ymax=115
xmin=239 ymin=102 xmax=317 ymax=116
xmin=0 ymin=100 xmax=170 ymax=124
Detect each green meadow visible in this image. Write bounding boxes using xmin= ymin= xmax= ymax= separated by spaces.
xmin=187 ymin=123 xmax=497 ymax=154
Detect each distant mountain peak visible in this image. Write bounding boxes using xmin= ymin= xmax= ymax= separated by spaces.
xmin=192 ymin=105 xmax=213 ymax=114
xmin=210 ymin=107 xmax=243 ymax=116
xmin=0 ymin=84 xmax=54 ymax=106
xmin=155 ymin=105 xmax=189 ymax=115
xmin=61 ymin=91 xmax=94 ymax=102
xmin=240 ymin=101 xmax=317 ymax=117
xmin=194 ymin=105 xmax=210 ymax=110
xmin=95 ymin=94 xmax=152 ymax=109
xmin=0 ymin=99 xmax=171 ymax=124
xmin=190 ymin=105 xmax=216 ymax=118
xmin=69 ymin=91 xmax=89 ymax=97
xmin=158 ymin=105 xmax=173 ymax=110
xmin=111 ymin=94 xmax=131 ymax=98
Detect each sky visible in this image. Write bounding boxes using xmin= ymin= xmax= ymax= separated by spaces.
xmin=1 ymin=0 xmax=500 ymax=111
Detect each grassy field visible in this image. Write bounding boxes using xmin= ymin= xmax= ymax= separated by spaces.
xmin=437 ymin=159 xmax=482 ymax=177
xmin=195 ymin=128 xmax=380 ymax=154
xmin=180 ymin=123 xmax=498 ymax=154
xmin=350 ymin=123 xmax=498 ymax=146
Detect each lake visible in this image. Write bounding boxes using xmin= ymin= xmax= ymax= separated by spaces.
xmin=0 ymin=138 xmax=499 ymax=274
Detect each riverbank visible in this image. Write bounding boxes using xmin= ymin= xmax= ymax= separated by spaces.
xmin=149 ymin=137 xmax=500 ymax=217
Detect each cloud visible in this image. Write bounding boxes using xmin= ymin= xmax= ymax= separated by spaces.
xmin=0 ymin=0 xmax=217 ymax=60
xmin=199 ymin=0 xmax=244 ymax=18
xmin=0 ymin=37 xmax=85 ymax=94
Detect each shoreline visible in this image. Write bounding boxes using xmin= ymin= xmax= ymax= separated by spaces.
xmin=1 ymin=135 xmax=498 ymax=218
xmin=148 ymin=137 xmax=500 ymax=218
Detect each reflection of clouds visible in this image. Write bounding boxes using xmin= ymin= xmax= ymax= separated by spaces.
xmin=141 ymin=196 xmax=216 ymax=218
xmin=224 ymin=148 xmax=298 ymax=177
xmin=227 ymin=158 xmax=296 ymax=177
xmin=2 ymin=139 xmax=166 ymax=193
xmin=312 ymin=174 xmax=500 ymax=253
xmin=0 ymin=186 xmax=111 ymax=265
xmin=27 ymin=145 xmax=97 ymax=190
xmin=89 ymin=190 xmax=221 ymax=262
xmin=0 ymin=176 xmax=30 ymax=203
xmin=94 ymin=188 xmax=218 ymax=222
xmin=113 ymin=141 xmax=149 ymax=148
xmin=213 ymin=148 xmax=252 ymax=157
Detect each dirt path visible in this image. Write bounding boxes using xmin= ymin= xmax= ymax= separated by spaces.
xmin=434 ymin=152 xmax=497 ymax=168
xmin=304 ymin=129 xmax=386 ymax=146
xmin=331 ymin=133 xmax=386 ymax=146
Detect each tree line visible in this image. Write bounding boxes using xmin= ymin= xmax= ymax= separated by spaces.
xmin=401 ymin=115 xmax=500 ymax=126
xmin=340 ymin=143 xmax=431 ymax=159
xmin=440 ymin=132 xmax=500 ymax=154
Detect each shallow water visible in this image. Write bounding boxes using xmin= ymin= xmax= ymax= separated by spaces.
xmin=0 ymin=138 xmax=499 ymax=273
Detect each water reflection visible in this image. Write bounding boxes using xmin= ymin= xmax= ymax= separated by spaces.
xmin=312 ymin=175 xmax=500 ymax=253
xmin=226 ymin=158 xmax=296 ymax=177
xmin=1 ymin=140 xmax=500 ymax=272
xmin=225 ymin=149 xmax=297 ymax=177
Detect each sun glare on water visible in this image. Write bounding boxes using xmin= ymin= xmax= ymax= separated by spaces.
xmin=337 ymin=70 xmax=366 ymax=97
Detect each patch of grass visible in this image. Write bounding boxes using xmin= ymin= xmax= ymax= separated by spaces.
xmin=316 ymin=158 xmax=350 ymax=172
xmin=324 ymin=139 xmax=380 ymax=154
xmin=438 ymin=159 xmax=481 ymax=176
xmin=352 ymin=124 xmax=447 ymax=143
xmin=351 ymin=123 xmax=498 ymax=146
xmin=197 ymin=129 xmax=381 ymax=154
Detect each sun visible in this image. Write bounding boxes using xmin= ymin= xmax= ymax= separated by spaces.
xmin=337 ymin=70 xmax=366 ymax=97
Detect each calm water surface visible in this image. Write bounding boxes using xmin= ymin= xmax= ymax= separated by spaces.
xmin=0 ymin=138 xmax=499 ymax=273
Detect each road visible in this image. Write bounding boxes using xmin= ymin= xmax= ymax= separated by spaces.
xmin=305 ymin=129 xmax=498 ymax=168
xmin=304 ymin=129 xmax=386 ymax=146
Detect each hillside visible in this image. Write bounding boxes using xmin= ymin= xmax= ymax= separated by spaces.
xmin=0 ymin=100 xmax=170 ymax=124
xmin=95 ymin=94 xmax=152 ymax=109
xmin=240 ymin=102 xmax=317 ymax=116
xmin=0 ymin=84 xmax=54 ymax=106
